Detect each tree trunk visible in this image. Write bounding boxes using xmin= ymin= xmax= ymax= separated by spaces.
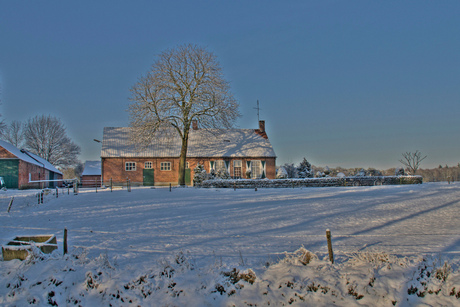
xmin=178 ymin=129 xmax=189 ymax=186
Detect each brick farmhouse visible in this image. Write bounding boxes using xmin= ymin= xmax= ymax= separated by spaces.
xmin=0 ymin=140 xmax=63 ymax=189
xmin=101 ymin=121 xmax=276 ymax=186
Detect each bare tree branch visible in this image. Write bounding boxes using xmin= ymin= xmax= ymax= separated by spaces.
xmin=399 ymin=150 xmax=427 ymax=174
xmin=0 ymin=120 xmax=24 ymax=148
xmin=23 ymin=115 xmax=81 ymax=168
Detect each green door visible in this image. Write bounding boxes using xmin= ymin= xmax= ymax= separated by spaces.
xmin=143 ymin=169 xmax=154 ymax=186
xmin=0 ymin=159 xmax=19 ymax=189
xmin=185 ymin=168 xmax=191 ymax=185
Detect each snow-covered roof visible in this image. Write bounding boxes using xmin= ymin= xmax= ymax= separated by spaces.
xmin=22 ymin=150 xmax=63 ymax=175
xmin=0 ymin=140 xmax=62 ymax=175
xmin=101 ymin=127 xmax=276 ymax=158
xmin=82 ymin=160 xmax=101 ymax=176
xmin=0 ymin=140 xmax=42 ymax=166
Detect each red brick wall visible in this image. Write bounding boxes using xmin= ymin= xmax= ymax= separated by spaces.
xmin=102 ymin=156 xmax=276 ymax=186
xmin=0 ymin=147 xmax=17 ymax=159
xmin=18 ymin=160 xmax=47 ymax=189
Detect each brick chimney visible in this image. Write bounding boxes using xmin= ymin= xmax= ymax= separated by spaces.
xmin=259 ymin=120 xmax=265 ymax=133
xmin=255 ymin=120 xmax=268 ymax=139
xmin=192 ymin=120 xmax=198 ymax=130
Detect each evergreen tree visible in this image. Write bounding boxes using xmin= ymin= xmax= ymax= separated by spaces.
xmin=296 ymin=158 xmax=313 ymax=178
xmin=193 ymin=164 xmax=207 ymax=185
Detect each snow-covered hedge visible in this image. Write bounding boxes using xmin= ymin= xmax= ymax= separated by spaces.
xmin=199 ymin=175 xmax=422 ymax=188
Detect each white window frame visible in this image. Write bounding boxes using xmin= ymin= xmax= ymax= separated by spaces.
xmin=144 ymin=161 xmax=153 ymax=169
xmin=233 ymin=160 xmax=242 ymax=178
xmin=251 ymin=160 xmax=262 ymax=179
xmin=125 ymin=162 xmax=137 ymax=171
xmin=160 ymin=162 xmax=171 ymax=171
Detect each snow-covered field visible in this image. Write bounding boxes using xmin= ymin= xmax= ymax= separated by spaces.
xmin=1 ymin=183 xmax=459 ymax=306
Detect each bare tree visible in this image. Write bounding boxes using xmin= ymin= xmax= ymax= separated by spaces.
xmin=129 ymin=44 xmax=240 ymax=185
xmin=0 ymin=120 xmax=24 ymax=147
xmin=399 ymin=150 xmax=427 ymax=174
xmin=23 ymin=115 xmax=81 ymax=168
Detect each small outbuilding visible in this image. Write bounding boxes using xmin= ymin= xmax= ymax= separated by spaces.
xmin=0 ymin=140 xmax=63 ymax=189
xmin=81 ymin=160 xmax=102 ymax=187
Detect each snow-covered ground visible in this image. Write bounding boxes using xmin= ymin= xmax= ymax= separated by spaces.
xmin=1 ymin=183 xmax=459 ymax=306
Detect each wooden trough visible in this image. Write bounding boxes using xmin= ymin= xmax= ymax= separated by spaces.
xmin=2 ymin=235 xmax=58 ymax=261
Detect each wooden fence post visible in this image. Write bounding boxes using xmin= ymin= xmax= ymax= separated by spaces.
xmin=63 ymin=228 xmax=68 ymax=255
xmin=7 ymin=197 xmax=14 ymax=213
xmin=110 ymin=178 xmax=113 ymax=192
xmin=170 ymin=183 xmax=172 ymax=192
xmin=326 ymin=229 xmax=334 ymax=264
xmin=95 ymin=178 xmax=98 ymax=193
xmin=56 ymin=187 xmax=58 ymax=198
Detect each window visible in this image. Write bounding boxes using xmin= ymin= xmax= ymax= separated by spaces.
xmin=160 ymin=162 xmax=171 ymax=171
xmin=125 ymin=162 xmax=136 ymax=171
xmin=251 ymin=160 xmax=262 ymax=178
xmin=144 ymin=161 xmax=153 ymax=169
xmin=233 ymin=160 xmax=242 ymax=178
xmin=215 ymin=160 xmax=226 ymax=172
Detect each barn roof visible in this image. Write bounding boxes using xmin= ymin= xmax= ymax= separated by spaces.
xmin=82 ymin=160 xmax=101 ymax=176
xmin=101 ymin=127 xmax=276 ymax=159
xmin=0 ymin=140 xmax=62 ymax=175
xmin=22 ymin=150 xmax=63 ymax=175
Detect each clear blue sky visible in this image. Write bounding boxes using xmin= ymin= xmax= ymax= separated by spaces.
xmin=1 ymin=1 xmax=459 ymax=169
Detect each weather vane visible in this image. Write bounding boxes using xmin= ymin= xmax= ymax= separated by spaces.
xmin=254 ymin=100 xmax=262 ymax=121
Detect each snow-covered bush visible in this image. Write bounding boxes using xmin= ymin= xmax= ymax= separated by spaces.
xmin=245 ymin=169 xmax=251 ymax=179
xmin=208 ymin=168 xmax=216 ymax=180
xmin=216 ymin=168 xmax=230 ymax=180
xmin=367 ymin=168 xmax=383 ymax=176
xmin=355 ymin=168 xmax=367 ymax=177
xmin=200 ymin=175 xmax=422 ymax=188
xmin=337 ymin=172 xmax=346 ymax=178
xmin=282 ymin=163 xmax=297 ymax=178
xmin=395 ymin=167 xmax=405 ymax=176
xmin=296 ymin=158 xmax=313 ymax=178
xmin=316 ymin=171 xmax=325 ymax=178
xmin=276 ymin=167 xmax=288 ymax=179
xmin=193 ymin=164 xmax=207 ymax=185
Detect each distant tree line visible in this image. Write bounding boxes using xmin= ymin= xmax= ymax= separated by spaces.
xmin=278 ymin=156 xmax=459 ymax=182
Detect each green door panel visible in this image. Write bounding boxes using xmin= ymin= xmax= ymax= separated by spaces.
xmin=0 ymin=159 xmax=19 ymax=189
xmin=143 ymin=169 xmax=154 ymax=186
